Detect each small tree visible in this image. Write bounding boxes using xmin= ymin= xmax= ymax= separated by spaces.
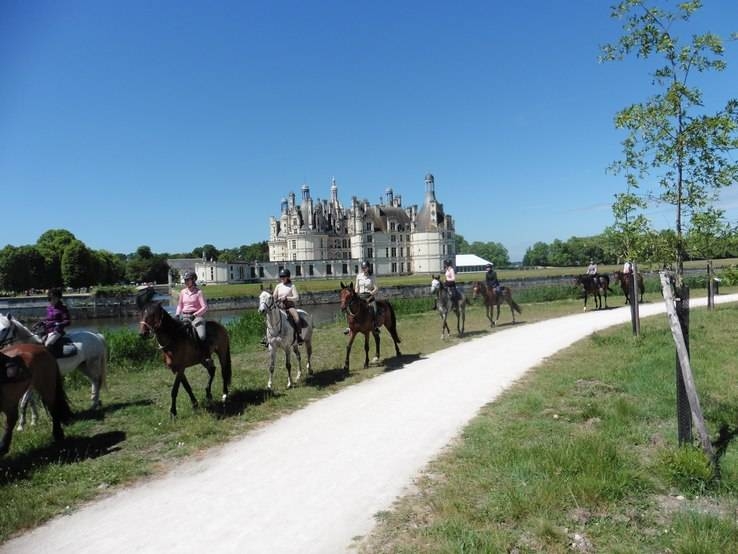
xmin=602 ymin=0 xmax=738 ymax=282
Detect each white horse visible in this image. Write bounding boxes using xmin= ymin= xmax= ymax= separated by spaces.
xmin=0 ymin=313 xmax=107 ymax=429
xmin=257 ymin=290 xmax=314 ymax=390
xmin=430 ymin=276 xmax=466 ymax=339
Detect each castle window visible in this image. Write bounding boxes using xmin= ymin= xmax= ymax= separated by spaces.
xmin=365 ymin=222 xmax=372 ymax=232
xmin=368 ymin=247 xmax=373 ymax=258
xmin=295 ymin=265 xmax=302 ymax=276
xmin=391 ymin=247 xmax=396 ymax=257
xmin=391 ymin=262 xmax=397 ymax=273
xmin=326 ymin=264 xmax=332 ymax=275
xmin=342 ymin=263 xmax=348 ymax=274
xmin=390 ymin=222 xmax=396 ymax=231
xmin=309 ymin=264 xmax=314 ymax=276
xmin=390 ymin=234 xmax=396 ymax=242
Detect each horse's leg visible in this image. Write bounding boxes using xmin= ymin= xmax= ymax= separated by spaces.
xmin=0 ymin=406 xmax=18 ymax=455
xmin=170 ymin=373 xmax=182 ymax=417
xmin=179 ymin=371 xmax=198 ymax=410
xmin=292 ymin=343 xmax=303 ymax=385
xmin=305 ymin=339 xmax=313 ymax=376
xmin=285 ymin=347 xmax=294 ymax=389
xmin=343 ymin=331 xmax=357 ymax=372
xmin=202 ymin=359 xmax=216 ymax=401
xmin=371 ymin=329 xmax=380 ymax=365
xmin=363 ymin=332 xmax=371 ymax=367
xmin=459 ymin=305 xmax=465 ymax=336
xmin=509 ymin=298 xmax=516 ymax=324
xmin=267 ymin=344 xmax=277 ymax=390
xmin=17 ymin=388 xmax=30 ymax=431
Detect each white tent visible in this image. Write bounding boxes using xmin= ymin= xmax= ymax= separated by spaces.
xmin=454 ymin=254 xmax=492 ymax=273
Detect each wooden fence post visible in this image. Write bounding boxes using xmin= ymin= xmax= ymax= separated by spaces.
xmin=630 ymin=262 xmax=640 ymax=337
xmin=659 ymin=272 xmax=715 ymax=461
xmin=707 ymin=261 xmax=714 ymax=311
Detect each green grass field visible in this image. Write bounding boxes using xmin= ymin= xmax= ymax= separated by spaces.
xmin=1 ymin=284 xmax=737 ymax=551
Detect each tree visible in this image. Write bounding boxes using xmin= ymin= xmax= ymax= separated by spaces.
xmin=685 ymin=207 xmax=732 ymax=260
xmin=454 ymin=234 xmax=470 ymax=254
xmin=602 ymin=0 xmax=738 ymax=281
xmin=523 ymin=242 xmax=550 ymax=266
xmin=0 ymin=245 xmax=45 ymax=292
xmin=467 ymin=241 xmax=510 ymax=267
xmin=603 ymin=187 xmax=653 ymax=264
xmin=36 ymin=229 xmax=77 ymax=288
xmin=61 ymin=240 xmax=95 ymax=288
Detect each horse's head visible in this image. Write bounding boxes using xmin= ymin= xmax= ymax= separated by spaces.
xmin=257 ymin=290 xmax=275 ymax=315
xmin=430 ymin=276 xmax=442 ymax=294
xmin=339 ymin=282 xmax=356 ymax=312
xmin=471 ymin=281 xmax=482 ymax=299
xmin=139 ymin=302 xmax=165 ymax=338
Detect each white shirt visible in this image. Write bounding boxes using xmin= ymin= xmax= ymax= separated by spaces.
xmin=355 ymin=272 xmax=377 ymax=295
xmin=273 ymin=282 xmax=299 ymax=303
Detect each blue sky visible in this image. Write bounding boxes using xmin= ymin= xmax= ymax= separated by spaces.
xmin=2 ymin=1 xmax=737 ymax=262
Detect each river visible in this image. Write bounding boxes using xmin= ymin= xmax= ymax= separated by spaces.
xmin=72 ymin=303 xmax=345 ymax=333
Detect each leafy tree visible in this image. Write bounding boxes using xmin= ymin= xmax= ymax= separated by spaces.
xmin=135 ymin=245 xmax=153 ymax=259
xmin=467 ymin=241 xmax=510 ymax=266
xmin=94 ymin=250 xmax=127 ymax=285
xmin=523 ymin=242 xmax=550 ymax=266
xmin=0 ymin=245 xmax=46 ymax=292
xmin=685 ymin=207 xmax=732 ymax=260
xmin=61 ymin=240 xmax=95 ymax=288
xmin=602 ymin=0 xmax=738 ymax=281
xmin=454 ymin=234 xmax=470 ymax=254
xmin=603 ymin=187 xmax=653 ymax=263
xmin=35 ymin=229 xmax=76 ymax=288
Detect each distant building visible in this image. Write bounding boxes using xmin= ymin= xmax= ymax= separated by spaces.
xmin=169 ymin=174 xmax=457 ymax=285
xmin=268 ymin=173 xmax=456 ymax=276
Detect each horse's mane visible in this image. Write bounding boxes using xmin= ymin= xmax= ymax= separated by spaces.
xmin=0 ymin=313 xmax=37 ymax=341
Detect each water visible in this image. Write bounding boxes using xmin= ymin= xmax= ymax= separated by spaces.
xmin=73 ymin=303 xmax=345 ymax=333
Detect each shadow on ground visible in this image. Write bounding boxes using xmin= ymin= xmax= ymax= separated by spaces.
xmin=0 ymin=430 xmax=127 ymax=484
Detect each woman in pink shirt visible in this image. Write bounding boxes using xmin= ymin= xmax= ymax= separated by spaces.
xmin=175 ymin=271 xmax=208 ymax=343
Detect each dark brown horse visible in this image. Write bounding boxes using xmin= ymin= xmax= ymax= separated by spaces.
xmin=1 ymin=343 xmax=73 ymax=455
xmin=470 ymin=281 xmax=522 ymax=327
xmin=339 ymin=282 xmax=401 ymax=371
xmin=138 ymin=301 xmax=232 ymax=417
xmin=613 ymin=270 xmax=644 ymax=304
xmin=574 ymin=274 xmax=613 ymax=311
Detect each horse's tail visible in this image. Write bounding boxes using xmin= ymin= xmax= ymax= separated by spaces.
xmin=386 ymin=302 xmax=402 ymax=344
xmin=52 ymin=367 xmax=74 ymax=425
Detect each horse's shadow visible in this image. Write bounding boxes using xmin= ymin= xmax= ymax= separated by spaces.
xmin=206 ymin=388 xmax=271 ymax=418
xmin=0 ymin=430 xmax=127 ymax=484
xmin=458 ymin=330 xmax=487 ymax=339
xmin=73 ymin=399 xmax=155 ymax=422
xmin=305 ymin=367 xmax=350 ymax=388
xmin=383 ymin=352 xmax=424 ymax=372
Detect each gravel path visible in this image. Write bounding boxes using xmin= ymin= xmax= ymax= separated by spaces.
xmin=3 ymin=295 xmax=734 ymax=553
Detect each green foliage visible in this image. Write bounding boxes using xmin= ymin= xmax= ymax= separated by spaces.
xmin=106 ymin=328 xmax=160 ymax=369
xmin=224 ymin=311 xmax=266 ymax=349
xmin=61 ymin=239 xmax=94 ymax=288
xmin=602 ymin=1 xmax=738 ymax=277
xmin=656 ymin=446 xmax=715 ymax=495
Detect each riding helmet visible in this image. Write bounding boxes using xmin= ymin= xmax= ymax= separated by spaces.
xmin=279 ymin=268 xmax=291 ymax=278
xmin=443 ymin=259 xmax=452 ymax=267
xmin=360 ymin=261 xmax=369 ymax=269
xmin=183 ymin=271 xmax=197 ymax=282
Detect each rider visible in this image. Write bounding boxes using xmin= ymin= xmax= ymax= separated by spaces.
xmin=484 ymin=262 xmax=501 ymax=294
xmin=586 ymin=259 xmax=598 ymax=278
xmin=622 ymin=260 xmax=633 ymax=274
xmin=343 ymin=261 xmax=379 ymax=334
xmin=175 ymin=271 xmax=209 ymax=349
xmin=42 ymin=287 xmax=71 ymax=357
xmin=273 ymin=269 xmax=303 ymax=344
xmin=443 ymin=259 xmax=460 ymax=308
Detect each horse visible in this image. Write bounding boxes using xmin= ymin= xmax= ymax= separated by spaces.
xmin=339 ymin=282 xmax=401 ymax=371
xmin=470 ymin=281 xmax=522 ymax=327
xmin=0 ymin=343 xmax=73 ymax=456
xmin=257 ymin=290 xmax=314 ymax=390
xmin=574 ymin=274 xmax=613 ymax=311
xmin=138 ymin=301 xmax=232 ymax=417
xmin=0 ymin=313 xmax=107 ymax=429
xmin=430 ymin=276 xmax=465 ymax=338
xmin=613 ymin=270 xmax=644 ymax=304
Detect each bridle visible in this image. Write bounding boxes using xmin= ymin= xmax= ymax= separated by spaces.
xmin=341 ymin=288 xmax=364 ymax=318
xmin=260 ymin=293 xmax=285 ymax=337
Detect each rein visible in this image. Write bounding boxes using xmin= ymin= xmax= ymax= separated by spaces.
xmin=261 ymin=295 xmax=286 ymax=337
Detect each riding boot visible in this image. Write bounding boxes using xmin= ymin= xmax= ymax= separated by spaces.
xmin=292 ymin=319 xmax=304 ymax=344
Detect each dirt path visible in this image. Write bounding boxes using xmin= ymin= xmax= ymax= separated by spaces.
xmin=3 ymin=296 xmax=734 ymax=553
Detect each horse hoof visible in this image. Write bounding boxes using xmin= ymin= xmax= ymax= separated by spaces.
xmin=221 ymin=393 xmax=228 ymax=403
xmin=16 ymin=424 xmax=24 ymax=432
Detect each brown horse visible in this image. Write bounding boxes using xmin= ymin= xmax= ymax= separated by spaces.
xmin=471 ymin=281 xmax=522 ymax=327
xmin=339 ymin=282 xmax=401 ymax=371
xmin=574 ymin=274 xmax=613 ymax=311
xmin=138 ymin=301 xmax=232 ymax=417
xmin=1 ymin=344 xmax=73 ymax=455
xmin=613 ymin=270 xmax=644 ymax=304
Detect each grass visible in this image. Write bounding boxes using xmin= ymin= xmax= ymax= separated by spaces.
xmin=1 ymin=284 xmax=736 ymax=549
xmin=358 ymin=300 xmax=738 ymax=553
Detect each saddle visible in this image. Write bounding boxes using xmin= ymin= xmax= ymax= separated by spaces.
xmin=44 ymin=336 xmax=78 ymax=359
xmin=0 ymin=352 xmax=28 ymax=383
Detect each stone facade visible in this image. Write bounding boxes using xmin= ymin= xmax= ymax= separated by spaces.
xmin=268 ymin=173 xmax=456 ymax=276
